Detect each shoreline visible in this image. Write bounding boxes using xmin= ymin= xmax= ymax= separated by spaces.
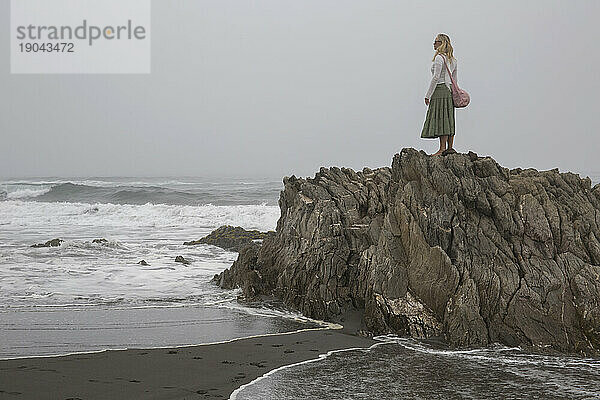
xmin=229 ymin=340 xmax=385 ymax=400
xmin=0 ymin=303 xmax=330 ymax=361
xmin=0 ymin=328 xmax=375 ymax=399
xmin=0 ymin=326 xmax=340 ymax=362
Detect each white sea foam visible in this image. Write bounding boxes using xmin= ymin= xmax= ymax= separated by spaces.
xmin=230 ymin=340 xmax=384 ymax=400
xmin=374 ymin=335 xmax=600 ymax=370
xmin=373 ymin=334 xmax=519 ymax=355
xmin=0 ymin=199 xmax=280 ymax=313
xmin=0 ymin=200 xmax=279 ymax=231
xmin=216 ymin=301 xmax=343 ymax=328
xmin=4 ymin=186 xmax=52 ymax=199
xmin=232 ymin=337 xmax=600 ymax=400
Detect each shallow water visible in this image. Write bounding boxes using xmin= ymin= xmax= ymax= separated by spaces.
xmin=235 ymin=337 xmax=600 ymax=400
xmin=0 ymin=304 xmax=323 ymax=359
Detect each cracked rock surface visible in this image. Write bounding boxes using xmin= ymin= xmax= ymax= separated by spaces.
xmin=215 ymin=148 xmax=600 ymax=354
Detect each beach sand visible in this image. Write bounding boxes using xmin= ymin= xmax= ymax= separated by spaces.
xmin=0 ymin=329 xmax=375 ymax=399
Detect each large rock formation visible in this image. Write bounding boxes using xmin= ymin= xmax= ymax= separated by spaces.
xmin=215 ymin=148 xmax=600 ymax=355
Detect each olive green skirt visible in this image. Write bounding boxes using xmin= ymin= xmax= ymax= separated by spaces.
xmin=421 ymin=83 xmax=455 ymax=139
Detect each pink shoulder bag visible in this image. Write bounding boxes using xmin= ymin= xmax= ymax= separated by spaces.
xmin=441 ymin=55 xmax=470 ymax=108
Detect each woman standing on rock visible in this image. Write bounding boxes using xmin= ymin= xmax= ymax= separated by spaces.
xmin=421 ymin=33 xmax=458 ymax=156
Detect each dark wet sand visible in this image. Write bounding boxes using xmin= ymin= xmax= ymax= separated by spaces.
xmin=0 ymin=329 xmax=375 ymax=399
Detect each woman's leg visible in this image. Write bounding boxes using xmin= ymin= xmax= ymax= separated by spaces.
xmin=432 ymin=135 xmax=448 ymax=156
xmin=448 ymin=134 xmax=454 ymax=150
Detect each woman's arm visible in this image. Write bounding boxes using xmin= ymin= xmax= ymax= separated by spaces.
xmin=452 ymin=64 xmax=458 ymax=84
xmin=425 ymin=55 xmax=443 ymax=100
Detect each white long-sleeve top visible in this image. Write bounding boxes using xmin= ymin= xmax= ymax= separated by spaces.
xmin=425 ymin=54 xmax=457 ymax=100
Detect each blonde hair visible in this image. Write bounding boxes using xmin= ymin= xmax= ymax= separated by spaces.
xmin=432 ymin=33 xmax=455 ymax=63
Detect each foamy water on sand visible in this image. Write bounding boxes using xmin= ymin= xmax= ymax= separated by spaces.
xmin=235 ymin=336 xmax=600 ymax=399
xmin=0 ymin=177 xmax=326 ymax=359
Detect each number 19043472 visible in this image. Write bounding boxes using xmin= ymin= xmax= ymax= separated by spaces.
xmin=19 ymin=42 xmax=74 ymax=53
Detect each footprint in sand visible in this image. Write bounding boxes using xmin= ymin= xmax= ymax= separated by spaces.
xmin=233 ymin=373 xmax=246 ymax=380
xmin=249 ymin=362 xmax=266 ymax=368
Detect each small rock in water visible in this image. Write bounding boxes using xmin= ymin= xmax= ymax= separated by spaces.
xmin=138 ymin=260 xmax=150 ymax=266
xmin=92 ymin=238 xmax=109 ymax=244
xmin=183 ymin=225 xmax=274 ymax=252
xmin=175 ymin=256 xmax=190 ymax=265
xmin=31 ymin=238 xmax=64 ymax=248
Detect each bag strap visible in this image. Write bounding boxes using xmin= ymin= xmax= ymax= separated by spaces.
xmin=439 ymin=54 xmax=457 ymax=88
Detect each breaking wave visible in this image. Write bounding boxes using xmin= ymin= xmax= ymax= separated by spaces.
xmin=0 ymin=178 xmax=282 ymax=206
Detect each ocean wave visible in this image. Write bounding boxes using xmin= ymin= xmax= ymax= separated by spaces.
xmin=0 ymin=180 xmax=281 ymax=206
xmin=1 ymin=186 xmax=52 ymax=200
xmin=8 ymin=187 xmax=52 ymax=199
xmin=0 ymin=178 xmax=281 ymax=187
xmin=33 ymin=182 xmax=218 ymax=205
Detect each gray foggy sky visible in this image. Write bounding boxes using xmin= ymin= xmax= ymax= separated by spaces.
xmin=1 ymin=0 xmax=599 ymax=179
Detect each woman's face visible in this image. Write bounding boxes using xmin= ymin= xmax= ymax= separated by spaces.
xmin=433 ymin=38 xmax=441 ymax=50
